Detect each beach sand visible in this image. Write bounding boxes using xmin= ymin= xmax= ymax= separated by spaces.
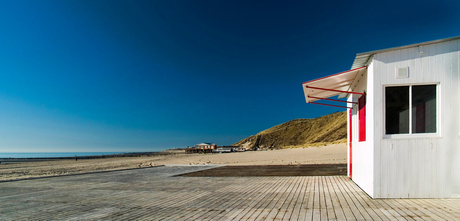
xmin=0 ymin=143 xmax=346 ymax=181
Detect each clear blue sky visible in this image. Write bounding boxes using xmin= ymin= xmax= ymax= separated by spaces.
xmin=1 ymin=0 xmax=459 ymax=152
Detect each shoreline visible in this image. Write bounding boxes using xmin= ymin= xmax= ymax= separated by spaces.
xmin=0 ymin=151 xmax=174 ymax=161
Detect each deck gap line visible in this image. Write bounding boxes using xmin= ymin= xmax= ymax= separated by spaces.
xmin=416 ymin=198 xmax=460 ymax=220
xmin=330 ymin=176 xmax=359 ymax=220
xmin=252 ymin=176 xmax=298 ymax=221
xmin=247 ymin=177 xmax=295 ymax=221
xmin=275 ymin=176 xmax=303 ymax=220
xmin=296 ymin=176 xmax=312 ymax=221
xmin=228 ymin=176 xmax=290 ymax=221
xmin=322 ymin=176 xmax=339 ymax=221
xmin=209 ymin=177 xmax=273 ymax=220
xmin=191 ymin=177 xmax=269 ymax=220
xmin=226 ymin=177 xmax=288 ymax=220
xmin=285 ymin=176 xmax=308 ymax=221
xmin=339 ymin=176 xmax=386 ymax=220
xmin=213 ymin=177 xmax=274 ymax=220
xmin=254 ymin=176 xmax=299 ymax=221
xmin=341 ymin=177 xmax=392 ymax=220
xmin=408 ymin=199 xmax=457 ymax=220
xmin=335 ymin=176 xmax=373 ymax=220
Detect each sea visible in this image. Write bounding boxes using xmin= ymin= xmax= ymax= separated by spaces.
xmin=0 ymin=152 xmax=131 ymax=159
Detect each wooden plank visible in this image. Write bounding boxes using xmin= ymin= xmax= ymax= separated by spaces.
xmin=180 ymin=180 xmax=248 ymax=220
xmin=146 ymin=189 xmax=214 ymax=219
xmin=240 ymin=177 xmax=292 ymax=221
xmin=237 ymin=178 xmax=282 ymax=220
xmin=413 ymin=199 xmax=458 ymax=220
xmin=329 ymin=176 xmax=356 ymax=220
xmin=324 ymin=176 xmax=346 ymax=221
xmin=312 ymin=176 xmax=321 ymax=220
xmin=297 ymin=176 xmax=313 ymax=221
xmin=197 ymin=178 xmax=269 ymax=220
xmin=252 ymin=177 xmax=294 ymax=221
xmin=278 ymin=176 xmax=305 ymax=220
xmin=373 ymin=199 xmax=409 ymax=221
xmin=347 ymin=182 xmax=396 ymax=221
xmin=5 ymin=164 xmax=460 ymax=221
xmin=318 ymin=176 xmax=328 ymax=220
xmin=337 ymin=176 xmax=379 ymax=220
xmin=212 ymin=177 xmax=272 ymax=219
xmin=236 ymin=177 xmax=289 ymax=220
xmin=308 ymin=176 xmax=319 ymax=220
xmin=140 ymin=177 xmax=225 ymax=220
xmin=340 ymin=177 xmax=387 ymax=221
xmin=401 ymin=199 xmax=449 ymax=221
xmin=273 ymin=176 xmax=303 ymax=220
xmin=213 ymin=177 xmax=273 ymax=220
xmin=424 ymin=199 xmax=460 ymax=218
xmin=321 ymin=176 xmax=336 ymax=220
xmin=335 ymin=176 xmax=371 ymax=220
xmin=233 ymin=177 xmax=290 ymax=221
xmin=396 ymin=199 xmax=439 ymax=221
xmin=385 ymin=199 xmax=419 ymax=220
xmin=261 ymin=176 xmax=300 ymax=220
xmin=132 ymin=191 xmax=211 ymax=220
xmin=287 ymin=176 xmax=308 ymax=220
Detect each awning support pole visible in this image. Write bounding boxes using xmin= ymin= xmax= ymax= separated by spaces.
xmin=305 ymin=86 xmax=365 ymax=96
xmin=309 ymin=102 xmax=351 ymax=109
xmin=308 ymin=96 xmax=357 ymax=104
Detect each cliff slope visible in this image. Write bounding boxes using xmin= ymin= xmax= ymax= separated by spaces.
xmin=233 ymin=111 xmax=347 ymax=150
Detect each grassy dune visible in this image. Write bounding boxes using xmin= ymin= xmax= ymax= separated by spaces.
xmin=233 ymin=111 xmax=347 ymax=150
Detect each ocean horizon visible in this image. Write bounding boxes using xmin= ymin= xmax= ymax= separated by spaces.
xmin=0 ymin=152 xmax=157 ymax=159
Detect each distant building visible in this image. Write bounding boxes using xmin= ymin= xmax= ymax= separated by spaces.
xmin=213 ymin=146 xmax=241 ymax=153
xmin=186 ymin=143 xmax=217 ymax=153
xmin=194 ymin=143 xmax=217 ymax=150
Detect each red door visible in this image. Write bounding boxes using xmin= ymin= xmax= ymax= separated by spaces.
xmin=358 ymin=94 xmax=366 ymax=142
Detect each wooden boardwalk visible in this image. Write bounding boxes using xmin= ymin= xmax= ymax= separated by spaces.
xmin=1 ymin=165 xmax=459 ymax=220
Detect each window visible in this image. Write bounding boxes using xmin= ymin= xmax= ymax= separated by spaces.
xmin=385 ymin=84 xmax=437 ymax=135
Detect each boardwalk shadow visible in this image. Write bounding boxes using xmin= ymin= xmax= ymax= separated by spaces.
xmin=178 ymin=164 xmax=347 ymax=177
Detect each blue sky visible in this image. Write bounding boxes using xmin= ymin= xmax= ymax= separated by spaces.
xmin=1 ymin=0 xmax=460 ymax=152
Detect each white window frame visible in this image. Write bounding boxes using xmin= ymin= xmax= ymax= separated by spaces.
xmin=383 ymin=83 xmax=440 ymax=139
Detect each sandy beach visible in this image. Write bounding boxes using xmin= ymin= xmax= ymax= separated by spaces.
xmin=0 ymin=143 xmax=346 ymax=181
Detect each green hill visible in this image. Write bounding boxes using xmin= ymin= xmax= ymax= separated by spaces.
xmin=233 ymin=111 xmax=347 ymax=150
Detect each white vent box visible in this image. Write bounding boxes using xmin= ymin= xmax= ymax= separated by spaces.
xmin=396 ymin=67 xmax=409 ymax=79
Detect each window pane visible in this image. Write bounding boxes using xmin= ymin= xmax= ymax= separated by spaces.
xmin=412 ymin=85 xmax=436 ymax=133
xmin=385 ymin=86 xmax=409 ymax=134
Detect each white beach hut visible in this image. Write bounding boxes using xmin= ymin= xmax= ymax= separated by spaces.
xmin=302 ymin=36 xmax=460 ymax=198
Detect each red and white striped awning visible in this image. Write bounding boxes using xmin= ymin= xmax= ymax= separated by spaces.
xmin=302 ymin=66 xmax=367 ymax=108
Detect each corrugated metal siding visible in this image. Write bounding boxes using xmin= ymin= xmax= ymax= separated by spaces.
xmin=352 ymin=36 xmax=460 ymax=69
xmin=372 ymin=39 xmax=460 ymax=198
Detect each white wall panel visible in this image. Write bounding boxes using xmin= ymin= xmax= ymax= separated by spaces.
xmin=369 ymin=39 xmax=460 ymax=198
xmin=349 ymin=67 xmax=374 ymax=197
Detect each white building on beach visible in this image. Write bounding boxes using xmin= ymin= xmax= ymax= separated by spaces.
xmin=302 ymin=36 xmax=460 ymax=198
